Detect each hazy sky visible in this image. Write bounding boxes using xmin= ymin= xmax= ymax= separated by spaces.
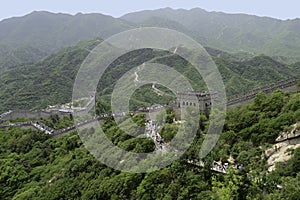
xmin=0 ymin=0 xmax=299 ymax=21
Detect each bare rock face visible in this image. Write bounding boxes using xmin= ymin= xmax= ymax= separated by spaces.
xmin=266 ymin=122 xmax=300 ymax=172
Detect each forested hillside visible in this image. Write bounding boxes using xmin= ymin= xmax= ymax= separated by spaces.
xmin=0 ymin=45 xmax=47 ymax=73
xmin=0 ymin=37 xmax=299 ymax=113
xmin=1 ymin=90 xmax=300 ymax=199
xmin=0 ymin=6 xmax=300 ymax=200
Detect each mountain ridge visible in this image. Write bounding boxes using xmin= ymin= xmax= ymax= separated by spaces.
xmin=0 ymin=8 xmax=300 ymax=71
xmin=122 ymin=7 xmax=300 ymax=57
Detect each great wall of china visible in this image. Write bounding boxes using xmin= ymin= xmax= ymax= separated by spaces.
xmin=0 ymin=77 xmax=299 ymax=137
xmin=0 ymin=77 xmax=299 ymax=175
xmin=0 ymin=109 xmax=72 ymax=122
xmin=227 ymin=77 xmax=298 ymax=107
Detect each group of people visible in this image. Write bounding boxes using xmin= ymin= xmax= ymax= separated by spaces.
xmin=211 ymin=161 xmax=244 ymax=173
xmin=145 ymin=120 xmax=165 ymax=151
xmin=31 ymin=121 xmax=54 ymax=134
xmin=138 ymin=104 xmax=169 ymax=112
xmin=211 ymin=161 xmax=229 ymax=173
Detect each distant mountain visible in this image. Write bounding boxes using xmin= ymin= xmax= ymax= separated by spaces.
xmin=0 ymin=11 xmax=133 ymax=52
xmin=0 ymin=11 xmax=134 ymax=72
xmin=0 ymin=8 xmax=300 ymax=72
xmin=122 ymin=8 xmax=300 ymax=57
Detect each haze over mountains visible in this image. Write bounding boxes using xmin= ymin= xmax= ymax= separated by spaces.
xmin=0 ymin=11 xmax=133 ymax=70
xmin=0 ymin=7 xmax=300 ymax=65
xmin=122 ymin=8 xmax=300 ymax=57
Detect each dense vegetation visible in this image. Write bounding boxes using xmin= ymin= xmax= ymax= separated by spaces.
xmin=1 ymin=8 xmax=300 ymax=200
xmin=0 ymin=45 xmax=47 ymax=74
xmin=0 ymin=40 xmax=96 ymax=112
xmin=0 ymin=38 xmax=299 ymax=113
xmin=1 ymin=90 xmax=300 ymax=199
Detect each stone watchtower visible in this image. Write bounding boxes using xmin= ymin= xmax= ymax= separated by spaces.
xmin=176 ymin=91 xmax=217 ymax=115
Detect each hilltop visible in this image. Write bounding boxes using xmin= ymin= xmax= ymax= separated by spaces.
xmin=1 ymin=8 xmax=300 ymax=73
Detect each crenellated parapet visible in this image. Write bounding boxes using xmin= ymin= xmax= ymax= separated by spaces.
xmin=228 ymin=77 xmax=298 ymax=106
xmin=0 ymin=109 xmax=72 ymax=123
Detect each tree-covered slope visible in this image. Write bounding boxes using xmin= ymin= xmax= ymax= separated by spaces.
xmin=0 ymin=45 xmax=47 ymax=73
xmin=1 ymin=90 xmax=300 ymax=199
xmin=0 ymin=40 xmax=97 ymax=112
xmin=0 ymin=39 xmax=298 ymax=113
